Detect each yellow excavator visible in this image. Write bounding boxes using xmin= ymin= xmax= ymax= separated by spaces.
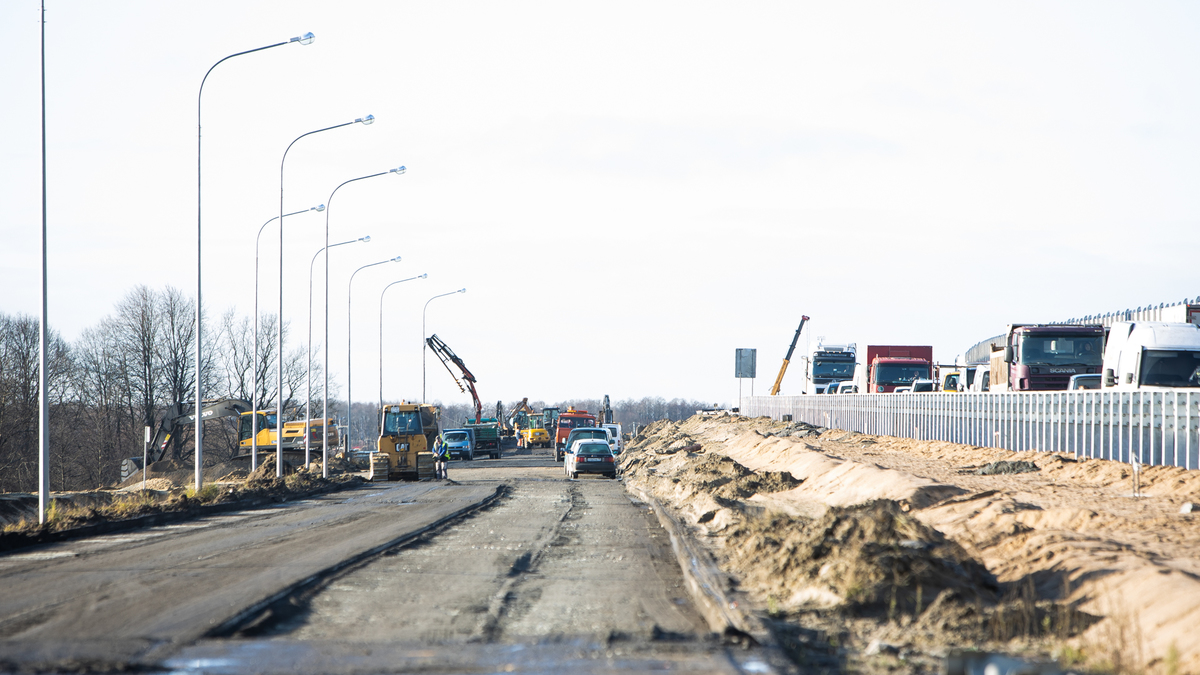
xmin=769 ymin=315 xmax=810 ymax=396
xmin=372 ymin=403 xmax=440 ymax=481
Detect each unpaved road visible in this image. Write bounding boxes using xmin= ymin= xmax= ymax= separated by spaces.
xmin=0 ymin=445 xmax=786 ymax=674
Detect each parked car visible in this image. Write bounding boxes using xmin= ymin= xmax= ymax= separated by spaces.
xmin=836 ymin=382 xmax=858 ymax=394
xmin=560 ymin=427 xmax=613 ymax=461
xmin=564 ymin=439 xmax=617 ymax=479
xmin=602 ymin=423 xmax=623 ymax=454
xmin=825 ymin=381 xmax=844 ymax=394
xmin=1069 ymin=373 xmax=1102 ymax=390
xmin=441 ymin=429 xmax=475 ymax=460
xmin=910 ymin=379 xmax=936 ymax=393
xmin=970 ymin=364 xmax=991 ymax=392
xmin=894 ymin=386 xmax=912 ymax=393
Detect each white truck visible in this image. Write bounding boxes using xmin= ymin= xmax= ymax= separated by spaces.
xmin=1101 ymin=322 xmax=1200 ymax=390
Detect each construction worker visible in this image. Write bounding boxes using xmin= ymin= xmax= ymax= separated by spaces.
xmin=433 ymin=434 xmax=449 ymax=480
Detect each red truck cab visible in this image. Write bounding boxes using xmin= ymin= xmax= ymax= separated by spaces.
xmin=990 ymin=324 xmax=1105 ymax=392
xmin=554 ymin=407 xmax=596 ymax=460
xmin=864 ymin=345 xmax=934 ymax=393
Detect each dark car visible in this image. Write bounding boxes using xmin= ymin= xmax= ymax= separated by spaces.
xmin=564 ymin=440 xmax=617 ymax=479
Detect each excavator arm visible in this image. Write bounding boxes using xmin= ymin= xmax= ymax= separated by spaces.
xmin=426 ymin=334 xmax=483 ymax=424
xmin=145 ymin=398 xmax=253 ymax=464
xmin=769 ymin=316 xmax=809 ymax=396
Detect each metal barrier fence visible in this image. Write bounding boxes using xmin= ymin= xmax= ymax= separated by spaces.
xmin=743 ymin=391 xmax=1200 ymax=469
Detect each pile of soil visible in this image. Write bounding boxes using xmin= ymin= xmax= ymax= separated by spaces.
xmin=725 ymin=499 xmax=998 ymax=615
xmin=976 ymin=460 xmax=1040 ymax=476
xmin=116 ymin=457 xmax=245 ymax=490
xmin=620 ymin=416 xmax=1104 ymax=673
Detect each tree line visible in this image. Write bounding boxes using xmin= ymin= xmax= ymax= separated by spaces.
xmin=2 ymin=284 xmax=722 ymax=493
xmin=0 ymin=285 xmax=329 ymax=493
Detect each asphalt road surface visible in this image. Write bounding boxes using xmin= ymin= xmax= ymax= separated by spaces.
xmin=0 ymin=443 xmax=789 ymax=674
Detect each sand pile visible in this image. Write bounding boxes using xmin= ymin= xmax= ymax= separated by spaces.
xmin=724 ymin=500 xmax=997 ymax=615
xmin=627 ymin=413 xmax=1200 ymax=673
xmin=116 ymin=457 xmax=245 ymax=490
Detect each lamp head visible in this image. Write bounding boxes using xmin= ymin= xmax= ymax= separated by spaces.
xmin=312 ymin=204 xmax=326 ymax=212
xmin=420 ymin=273 xmax=428 ymax=279
xmin=360 ymin=236 xmax=371 ymax=243
xmin=356 ymin=114 xmax=375 ymax=126
xmin=291 ymin=32 xmax=316 ymax=45
xmin=390 ymin=166 xmax=406 ymax=175
xmin=458 ymin=288 xmax=467 ymax=294
xmin=391 ymin=256 xmax=402 ymax=263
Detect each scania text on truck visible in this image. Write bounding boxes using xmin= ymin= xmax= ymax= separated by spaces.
xmin=807 ymin=342 xmax=857 ymax=394
xmin=986 ymin=324 xmax=1105 ymax=392
xmin=856 ymin=345 xmax=934 ymax=393
xmin=1101 ymin=322 xmax=1200 ymax=390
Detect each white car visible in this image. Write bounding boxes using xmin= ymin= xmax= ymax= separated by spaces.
xmin=564 ymin=439 xmax=617 ymax=479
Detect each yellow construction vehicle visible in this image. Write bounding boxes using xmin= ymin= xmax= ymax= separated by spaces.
xmin=520 ymin=412 xmax=552 ymax=449
xmin=236 ymin=410 xmax=339 ymax=465
xmin=372 ymin=403 xmax=440 ymax=481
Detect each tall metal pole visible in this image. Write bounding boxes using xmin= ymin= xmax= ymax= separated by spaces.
xmin=252 ymin=207 xmax=315 ymax=471
xmin=422 ymin=289 xmax=466 ymax=403
xmin=276 ymin=117 xmax=371 ymax=478
xmin=307 ymin=236 xmax=368 ymax=469
xmin=320 ymin=166 xmax=401 ymax=478
xmin=346 ymin=258 xmax=401 ymax=460
xmin=378 ymin=275 xmax=427 ymax=414
xmin=196 ymin=32 xmax=312 ymax=491
xmin=38 ymin=0 xmax=49 ymax=522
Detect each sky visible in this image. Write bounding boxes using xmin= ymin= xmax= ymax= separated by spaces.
xmin=2 ymin=1 xmax=1199 ymax=409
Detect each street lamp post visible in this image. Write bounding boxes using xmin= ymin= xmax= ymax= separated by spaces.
xmin=252 ymin=205 xmax=323 ymax=471
xmin=321 ymin=167 xmax=405 ymax=478
xmin=422 ymin=289 xmax=467 ymax=402
xmin=276 ymin=116 xmax=374 ymax=478
xmin=346 ymin=257 xmax=403 ymax=460
xmin=379 ymin=275 xmax=428 ymax=413
xmin=306 ymin=235 xmax=370 ymax=469
xmin=196 ymin=31 xmax=313 ymax=492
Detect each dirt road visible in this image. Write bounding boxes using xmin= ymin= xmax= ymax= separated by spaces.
xmin=0 ymin=446 xmax=786 ymax=674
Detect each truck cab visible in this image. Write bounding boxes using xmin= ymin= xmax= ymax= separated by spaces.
xmin=1101 ymin=322 xmax=1200 ymax=390
xmin=864 ymin=346 xmax=934 ymax=393
xmin=990 ymin=324 xmax=1105 ymax=392
xmin=554 ymin=408 xmax=597 ymax=461
xmin=807 ymin=343 xmax=857 ymax=394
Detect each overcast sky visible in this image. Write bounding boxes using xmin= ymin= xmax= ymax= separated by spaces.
xmin=2 ymin=1 xmax=1198 ymax=409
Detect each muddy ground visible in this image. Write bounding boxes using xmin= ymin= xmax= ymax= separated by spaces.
xmin=0 ymin=454 xmax=363 ymax=550
xmin=621 ymin=414 xmax=1200 ymax=674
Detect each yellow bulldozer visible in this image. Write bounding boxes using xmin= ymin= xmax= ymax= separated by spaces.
xmin=372 ymin=403 xmax=440 ymax=481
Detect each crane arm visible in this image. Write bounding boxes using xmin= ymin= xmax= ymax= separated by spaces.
xmin=425 ymin=334 xmax=483 ymax=423
xmin=769 ymin=315 xmax=809 ymax=396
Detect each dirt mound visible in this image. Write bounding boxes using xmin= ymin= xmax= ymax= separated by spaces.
xmin=725 ymin=500 xmax=998 ymax=614
xmin=116 ymin=458 xmax=245 ymax=490
xmin=675 ymin=453 xmax=800 ymax=502
xmin=976 ymin=460 xmax=1040 ymax=476
xmin=247 ymin=455 xmax=299 ymax=482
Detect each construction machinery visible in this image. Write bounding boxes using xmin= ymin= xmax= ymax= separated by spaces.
xmin=496 ymin=401 xmax=514 ymax=438
xmin=373 ymin=403 xmax=440 ymax=480
xmin=426 ymin=334 xmax=483 ymax=423
xmin=521 ymin=412 xmax=552 ymax=449
xmin=120 ymin=398 xmax=252 ymax=481
xmin=236 ymin=410 xmax=339 ymax=465
xmin=769 ymin=316 xmax=809 ymax=395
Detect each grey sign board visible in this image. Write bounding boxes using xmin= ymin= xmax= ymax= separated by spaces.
xmin=735 ymin=348 xmax=757 ymax=379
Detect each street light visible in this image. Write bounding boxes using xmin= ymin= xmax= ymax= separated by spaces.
xmin=276 ymin=117 xmax=374 ymax=477
xmin=251 ymin=204 xmax=323 ymax=471
xmin=379 ymin=274 xmax=428 ymax=414
xmin=195 ymin=31 xmax=313 ymax=492
xmin=306 ymin=235 xmax=369 ymax=469
xmin=321 ymin=166 xmax=406 ymax=477
xmin=422 ymin=289 xmax=467 ymax=402
xmin=347 ymin=257 xmax=403 ymax=460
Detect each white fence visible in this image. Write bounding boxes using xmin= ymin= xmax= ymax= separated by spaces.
xmin=743 ymin=391 xmax=1200 ymax=469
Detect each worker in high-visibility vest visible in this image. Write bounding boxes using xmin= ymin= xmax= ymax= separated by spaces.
xmin=433 ymin=435 xmax=450 ymax=480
